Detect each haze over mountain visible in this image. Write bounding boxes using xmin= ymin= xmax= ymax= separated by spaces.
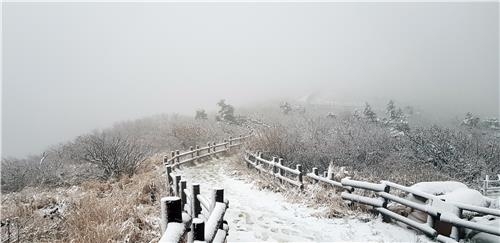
xmin=2 ymin=2 xmax=498 ymax=158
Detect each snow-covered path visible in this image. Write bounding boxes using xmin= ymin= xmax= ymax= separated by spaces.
xmin=174 ymin=157 xmax=432 ymax=242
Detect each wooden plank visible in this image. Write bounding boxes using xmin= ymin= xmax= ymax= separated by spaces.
xmin=275 ymin=173 xmax=302 ymax=188
xmin=274 ymin=162 xmax=300 ymax=175
xmin=376 ymin=208 xmax=437 ymax=237
xmin=341 ymin=192 xmax=385 ymax=207
xmin=439 ymin=212 xmax=500 ymax=236
xmin=306 ymin=173 xmax=343 ymax=188
xmin=341 ymin=178 xmax=387 ymax=192
xmin=377 ymin=192 xmax=439 ymax=217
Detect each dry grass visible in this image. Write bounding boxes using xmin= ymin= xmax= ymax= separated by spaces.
xmin=1 ymin=154 xmax=167 ymax=242
xmin=225 ymin=155 xmax=364 ymax=219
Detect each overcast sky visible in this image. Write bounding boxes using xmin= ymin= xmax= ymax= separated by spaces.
xmin=2 ymin=2 xmax=499 ymax=157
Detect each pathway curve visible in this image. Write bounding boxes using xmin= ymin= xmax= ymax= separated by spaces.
xmin=174 ymin=157 xmax=432 ymax=242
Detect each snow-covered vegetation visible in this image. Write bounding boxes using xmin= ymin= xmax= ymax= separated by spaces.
xmin=1 ymin=99 xmax=499 ymax=241
xmin=246 ymin=101 xmax=500 ymax=188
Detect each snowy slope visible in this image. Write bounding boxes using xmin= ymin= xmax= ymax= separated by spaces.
xmin=174 ymin=158 xmax=432 ymax=242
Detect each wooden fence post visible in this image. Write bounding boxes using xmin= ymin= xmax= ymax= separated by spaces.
xmin=166 ymin=166 xmax=173 ymax=194
xmin=171 ymin=151 xmax=175 ymax=164
xmin=192 ymin=218 xmax=205 ymax=241
xmin=180 ymin=180 xmax=187 ymax=208
xmin=190 ymin=146 xmax=194 ymax=158
xmin=484 ymin=175 xmax=489 ymax=195
xmin=207 ymin=142 xmax=211 ymax=154
xmin=312 ymin=167 xmax=319 ymax=183
xmin=272 ymin=157 xmax=277 ymax=175
xmin=192 ymin=184 xmax=202 ymax=218
xmin=160 ymin=197 xmax=182 ymax=233
xmin=278 ymin=158 xmax=284 ymax=183
xmin=381 ymin=184 xmax=391 ymax=223
xmin=176 ymin=150 xmax=180 ymax=163
xmin=213 ymin=142 xmax=217 ymax=153
xmin=213 ymin=188 xmax=224 ymax=229
xmin=196 ymin=145 xmax=200 ymax=157
xmin=426 ymin=198 xmax=434 ymax=229
xmin=323 ymin=171 xmax=328 ymax=178
xmin=229 ymin=136 xmax=233 ymax=146
xmin=296 ymin=164 xmax=303 ymax=188
xmin=256 ymin=152 xmax=262 ymax=173
xmin=163 ymin=155 xmax=169 ymax=165
xmin=174 ymin=175 xmax=181 ymax=196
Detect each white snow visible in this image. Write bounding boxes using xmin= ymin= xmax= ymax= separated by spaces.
xmin=437 ymin=188 xmax=490 ymax=208
xmin=410 ymin=181 xmax=468 ymax=197
xmin=177 ymin=158 xmax=432 ymax=242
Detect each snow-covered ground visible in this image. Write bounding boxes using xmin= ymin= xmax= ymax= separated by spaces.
xmin=174 ymin=158 xmax=432 ymax=242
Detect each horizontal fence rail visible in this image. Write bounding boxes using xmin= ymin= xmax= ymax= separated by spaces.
xmin=244 ymin=151 xmax=304 ymax=189
xmin=242 ymin=149 xmax=500 ymax=243
xmin=159 ymin=134 xmax=251 ymax=243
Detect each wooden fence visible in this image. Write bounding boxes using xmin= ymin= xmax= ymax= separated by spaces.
xmin=243 ymin=150 xmax=500 ymax=243
xmin=159 ymin=134 xmax=250 ymax=243
xmin=481 ymin=174 xmax=500 ymax=196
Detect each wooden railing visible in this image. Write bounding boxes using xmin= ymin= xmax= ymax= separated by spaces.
xmin=159 ymin=134 xmax=250 ymax=243
xmin=242 ymin=150 xmax=500 ymax=243
xmin=481 ymin=174 xmax=500 ymax=196
xmin=244 ymin=151 xmax=304 ymax=189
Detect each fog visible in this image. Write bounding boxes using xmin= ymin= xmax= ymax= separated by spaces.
xmin=2 ymin=2 xmax=499 ymax=158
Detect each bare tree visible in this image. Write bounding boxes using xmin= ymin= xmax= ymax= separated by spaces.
xmin=74 ymin=132 xmax=151 ymax=179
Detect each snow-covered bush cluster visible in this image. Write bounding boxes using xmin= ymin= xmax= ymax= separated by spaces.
xmin=247 ymin=102 xmax=500 ymax=187
xmin=1 ymin=114 xmax=245 ymax=193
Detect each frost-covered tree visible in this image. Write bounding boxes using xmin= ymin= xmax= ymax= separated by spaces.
xmin=216 ymin=99 xmax=236 ymax=124
xmin=462 ymin=112 xmax=480 ymax=128
xmin=195 ymin=109 xmax=208 ymax=120
xmin=280 ymin=102 xmax=292 ymax=115
xmin=386 ymin=100 xmax=397 ymax=120
xmin=74 ymin=132 xmax=151 ymax=179
xmin=363 ymin=103 xmax=377 ymax=122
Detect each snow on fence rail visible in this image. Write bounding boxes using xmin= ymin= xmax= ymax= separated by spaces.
xmin=244 ymin=151 xmax=304 ymax=189
xmin=242 ymin=150 xmax=500 ymax=243
xmin=159 ymin=134 xmax=251 ymax=243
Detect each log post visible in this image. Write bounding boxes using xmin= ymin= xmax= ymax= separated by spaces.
xmin=166 ymin=165 xmax=173 ymax=194
xmin=190 ymin=146 xmax=194 ymax=158
xmin=312 ymin=167 xmax=319 ymax=184
xmin=176 ymin=150 xmax=180 ymax=163
xmin=160 ymin=197 xmax=182 ymax=233
xmin=192 ymin=184 xmax=202 ymax=218
xmin=450 ymin=208 xmax=462 ymax=240
xmin=323 ymin=171 xmax=328 ymax=178
xmin=171 ymin=151 xmax=175 ymax=164
xmin=229 ymin=136 xmax=233 ymax=146
xmin=163 ymin=155 xmax=169 ymax=165
xmin=196 ymin=145 xmax=200 ymax=157
xmin=272 ymin=157 xmax=277 ymax=176
xmin=213 ymin=188 xmax=224 ymax=229
xmin=223 ymin=139 xmax=228 ymax=153
xmin=192 ymin=218 xmax=205 ymax=241
xmin=174 ymin=175 xmax=181 ymax=196
xmin=207 ymin=142 xmax=211 ymax=154
xmin=278 ymin=158 xmax=284 ymax=183
xmin=426 ymin=198 xmax=434 ymax=229
xmin=296 ymin=164 xmax=303 ymax=189
xmin=381 ymin=185 xmax=391 ymax=223
xmin=180 ymin=180 xmax=187 ymax=208
xmin=485 ymin=175 xmax=489 ymax=195
xmin=213 ymin=142 xmax=217 ymax=153
xmin=256 ymin=152 xmax=262 ymax=173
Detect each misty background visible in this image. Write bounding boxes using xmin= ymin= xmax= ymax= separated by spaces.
xmin=2 ymin=2 xmax=499 ymax=158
